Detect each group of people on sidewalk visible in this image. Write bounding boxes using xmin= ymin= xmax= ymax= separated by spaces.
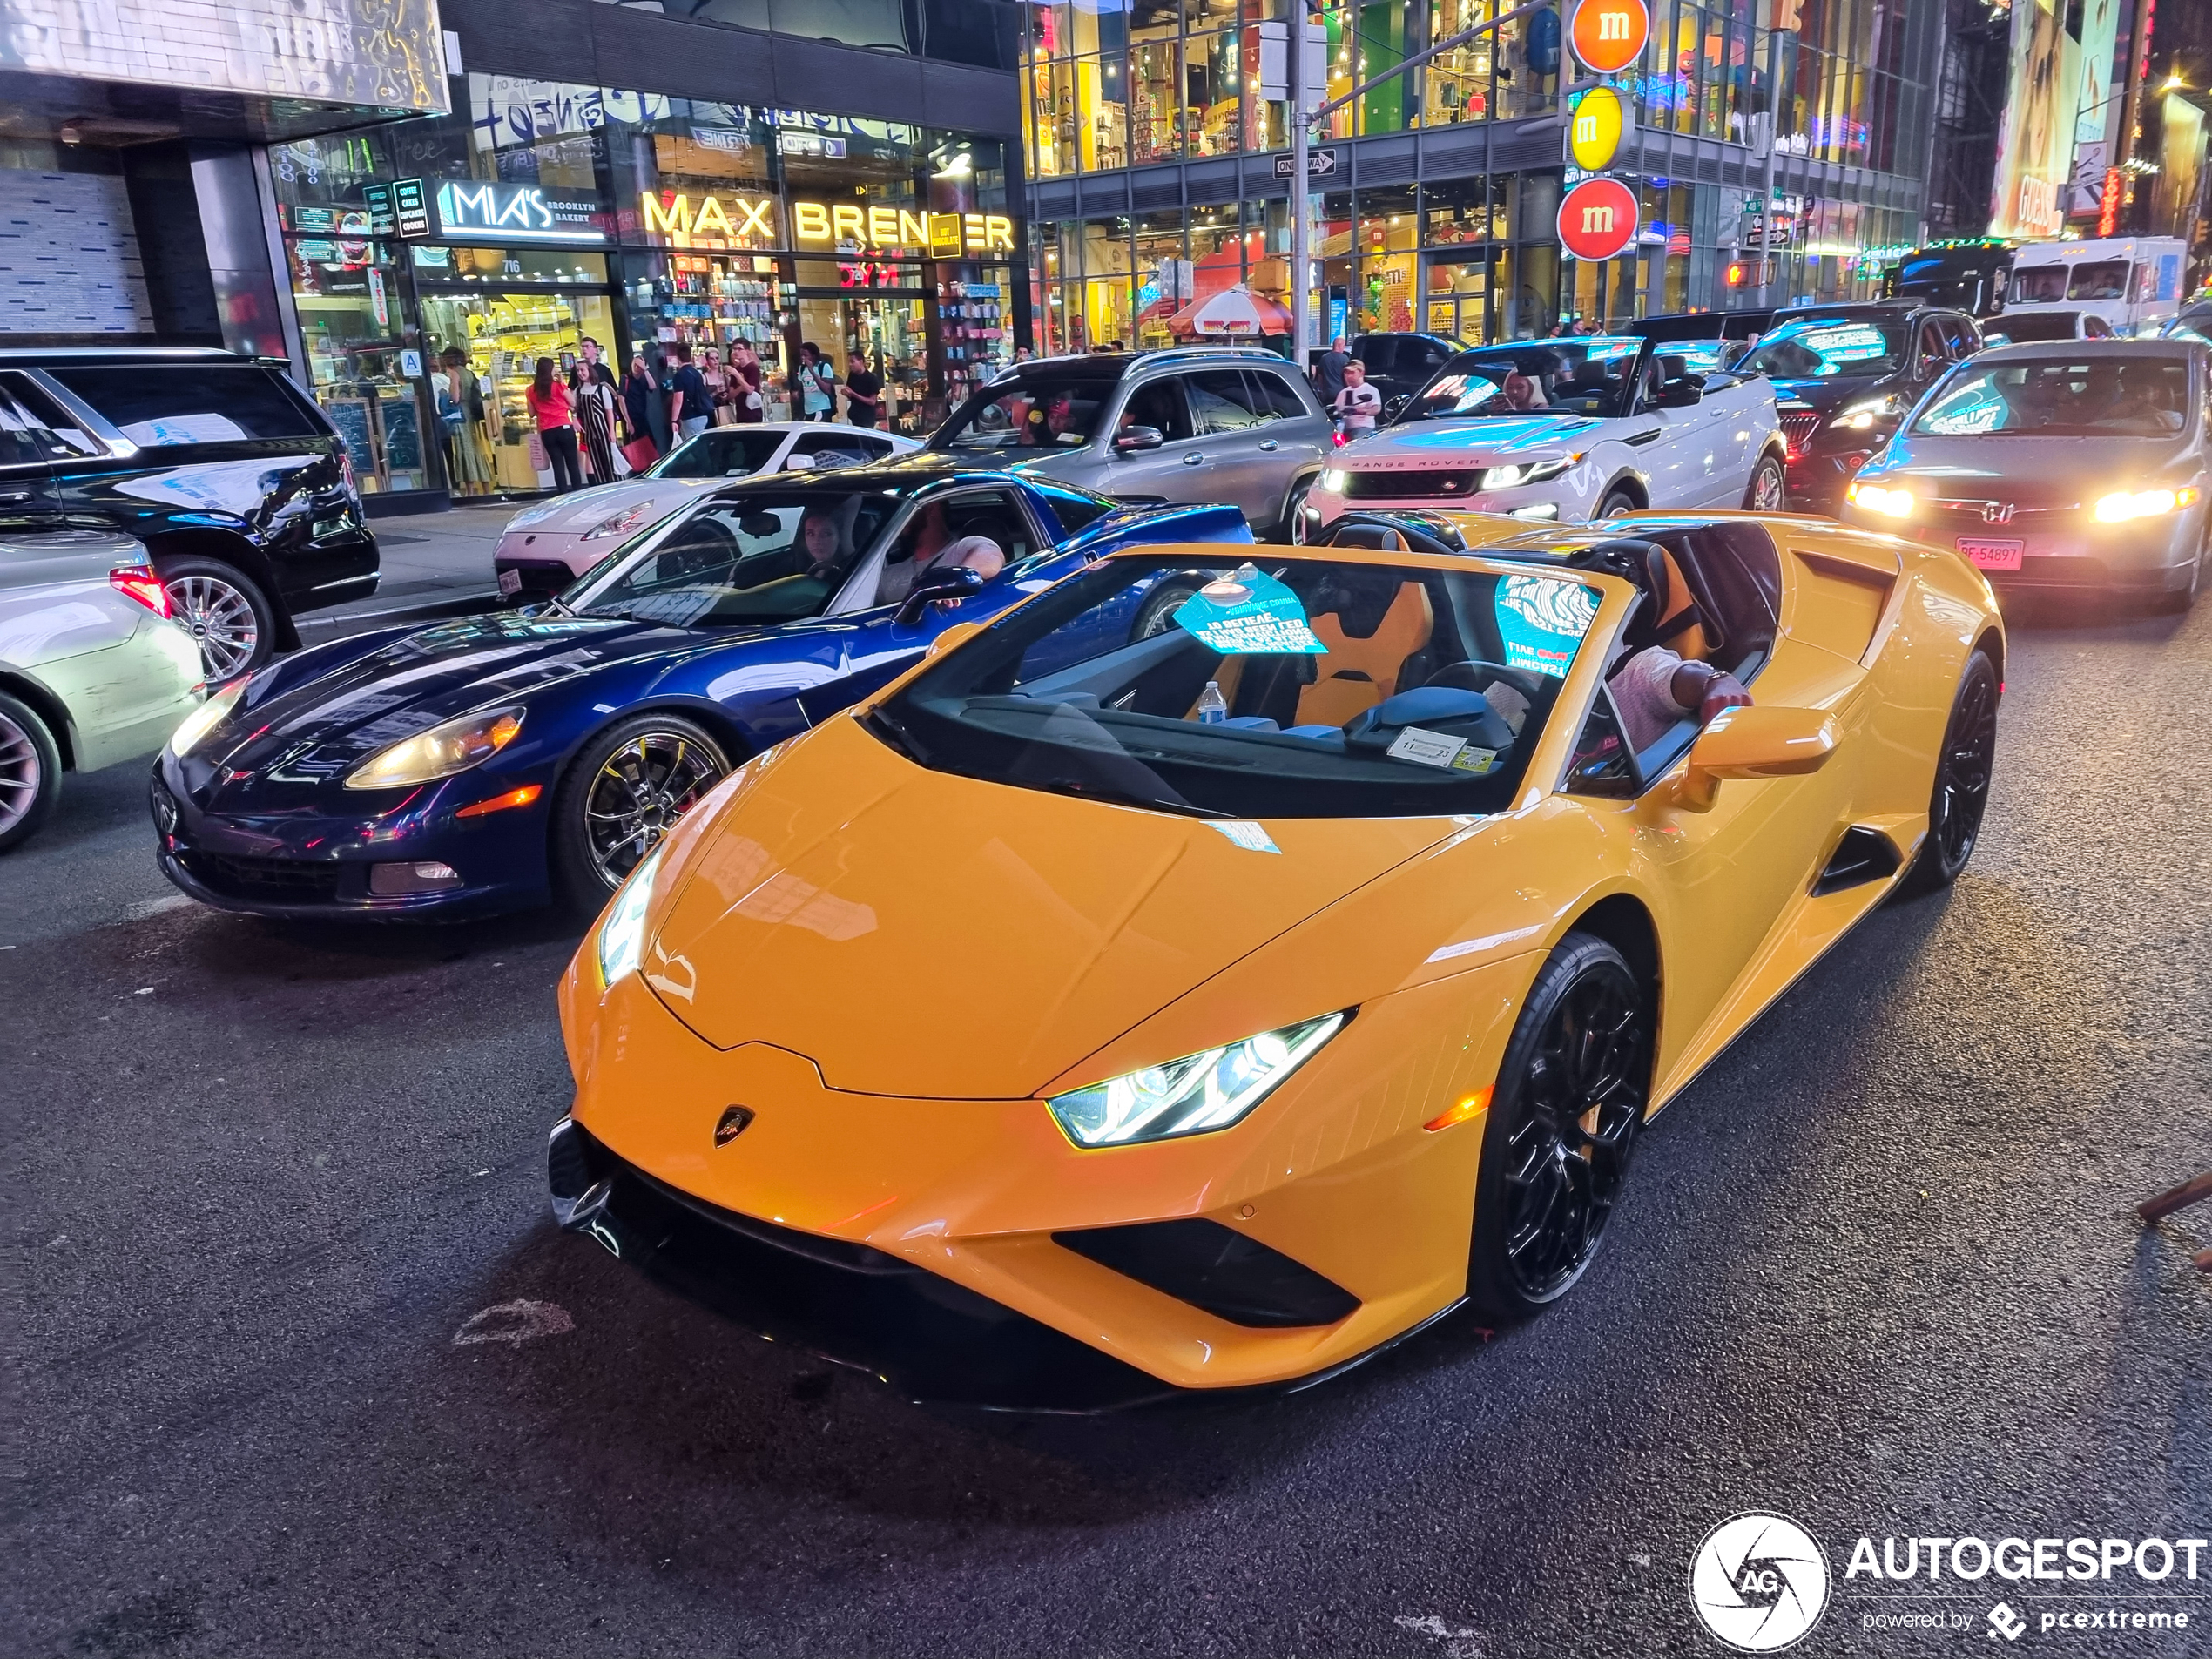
xmin=495 ymin=337 xmax=888 ymax=494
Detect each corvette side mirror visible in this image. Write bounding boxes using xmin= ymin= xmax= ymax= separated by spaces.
xmin=895 ymin=563 xmax=985 ymax=626
xmin=1672 ymin=705 xmax=1838 ymax=813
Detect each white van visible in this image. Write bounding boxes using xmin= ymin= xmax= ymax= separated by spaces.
xmin=2005 ymin=237 xmax=2189 ymax=337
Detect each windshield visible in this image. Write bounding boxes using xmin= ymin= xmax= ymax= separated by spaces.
xmin=651 ymin=429 xmax=790 ymax=478
xmin=2068 ymin=261 xmax=2129 ymax=301
xmin=1402 ymin=338 xmax=1648 ymax=421
xmin=2011 ymin=266 xmax=2068 ymax=304
xmin=872 ymin=552 xmax=1604 ymax=819
xmin=1909 ymin=356 xmax=2191 ymax=437
xmin=563 ymin=489 xmax=905 ymax=625
xmin=1739 ymin=317 xmax=1910 ymax=379
xmin=931 ymin=374 xmax=1116 ymax=451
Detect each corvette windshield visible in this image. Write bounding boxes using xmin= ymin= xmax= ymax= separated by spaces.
xmin=1909 ymin=356 xmax=2190 ymax=437
xmin=873 ymin=553 xmax=1603 ymax=819
xmin=1401 ymin=338 xmax=1646 ymax=421
xmin=563 ymin=489 xmax=903 ymax=625
xmin=931 ymin=374 xmax=1116 ymax=451
xmin=1739 ymin=317 xmax=1910 ymax=379
xmin=650 ymin=428 xmax=789 ymax=478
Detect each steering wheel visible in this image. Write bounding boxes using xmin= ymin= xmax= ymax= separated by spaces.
xmin=1423 ymin=659 xmax=1549 ymax=706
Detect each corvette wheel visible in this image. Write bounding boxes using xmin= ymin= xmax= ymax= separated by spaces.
xmin=1898 ymin=648 xmax=1998 ymax=896
xmin=1596 ymin=488 xmax=1639 ymax=519
xmin=551 ymin=713 xmax=731 ymax=910
xmin=1467 ymin=932 xmax=1649 ymax=1322
xmin=159 ymin=557 xmax=273 ymax=679
xmin=1743 ymin=453 xmax=1787 ymax=512
xmin=0 ymin=691 xmax=62 ymax=853
xmin=1131 ymin=577 xmax=1206 ymax=640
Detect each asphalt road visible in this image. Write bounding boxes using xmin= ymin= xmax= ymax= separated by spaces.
xmin=6 ymin=590 xmax=2208 ymax=1659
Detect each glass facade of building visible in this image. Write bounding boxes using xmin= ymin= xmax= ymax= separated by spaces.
xmin=269 ymin=74 xmax=1020 ymax=498
xmin=1023 ymin=0 xmax=1935 ymax=350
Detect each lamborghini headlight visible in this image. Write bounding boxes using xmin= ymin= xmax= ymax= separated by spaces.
xmin=1829 ymin=392 xmax=1909 ymax=429
xmin=583 ymin=502 xmax=658 ymax=539
xmin=2094 ymin=486 xmax=2198 ymax=522
xmin=597 ymin=842 xmax=664 ymax=988
xmin=1046 ymin=1012 xmax=1346 ymax=1147
xmin=1480 ymin=455 xmax=1575 ymax=490
xmin=1846 ymin=480 xmax=1915 ymax=519
xmin=167 ymin=679 xmax=246 ymax=758
xmin=1319 ymin=469 xmax=1347 ymax=492
xmin=345 ymin=706 xmax=524 ymax=790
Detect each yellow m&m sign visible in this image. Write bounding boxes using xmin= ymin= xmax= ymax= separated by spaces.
xmin=1568 ymin=84 xmax=1630 ymax=172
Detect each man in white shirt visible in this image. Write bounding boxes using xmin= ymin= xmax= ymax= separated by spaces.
xmin=1332 ymin=358 xmax=1383 ymax=436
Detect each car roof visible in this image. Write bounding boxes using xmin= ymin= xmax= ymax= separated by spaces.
xmin=990 ymin=347 xmax=1298 ymax=384
xmin=0 ymin=347 xmax=277 ymax=367
xmin=1967 ymin=338 xmax=2203 ymax=361
xmin=705 ymin=450 xmax=1096 ymax=495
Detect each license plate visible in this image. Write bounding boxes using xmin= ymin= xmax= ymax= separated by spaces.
xmin=497 ymin=568 xmax=523 ymax=597
xmin=1958 ymin=537 xmax=2024 ymax=571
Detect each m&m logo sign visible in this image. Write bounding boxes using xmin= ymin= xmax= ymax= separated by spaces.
xmin=1557 ymin=178 xmax=1640 ymax=262
xmin=1571 ymin=0 xmax=1649 ymax=74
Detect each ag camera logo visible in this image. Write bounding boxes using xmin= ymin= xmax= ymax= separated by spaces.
xmin=1689 ymin=1513 xmax=1832 ymax=1652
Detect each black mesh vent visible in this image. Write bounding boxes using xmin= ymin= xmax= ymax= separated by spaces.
xmin=1055 ymin=1218 xmax=1360 ymax=1328
xmin=1813 ymin=826 xmax=1904 ymax=895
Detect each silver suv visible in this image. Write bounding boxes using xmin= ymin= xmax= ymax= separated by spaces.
xmin=926 ymin=347 xmax=1334 ymax=537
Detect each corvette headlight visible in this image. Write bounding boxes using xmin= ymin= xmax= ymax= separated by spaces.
xmin=597 ymin=842 xmax=664 ymax=988
xmin=345 ymin=706 xmax=524 ymax=790
xmin=1846 ymin=481 xmax=1915 ymax=519
xmin=1319 ymin=469 xmax=1347 ymax=492
xmin=1829 ymin=393 xmax=1908 ymax=429
xmin=583 ymin=502 xmax=658 ymax=539
xmin=167 ymin=679 xmax=246 ymax=757
xmin=2094 ymin=486 xmax=2198 ymax=522
xmin=1480 ymin=455 xmax=1575 ymax=490
xmin=1046 ymin=1012 xmax=1345 ymax=1147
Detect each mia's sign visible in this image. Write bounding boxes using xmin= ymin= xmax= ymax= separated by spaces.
xmin=435 ymin=181 xmax=605 ymax=243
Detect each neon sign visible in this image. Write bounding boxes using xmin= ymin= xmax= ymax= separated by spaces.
xmin=641 ymin=192 xmax=1018 ymax=256
xmin=435 ymin=181 xmax=604 ymax=243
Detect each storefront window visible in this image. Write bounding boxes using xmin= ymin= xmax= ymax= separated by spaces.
xmin=417 ymin=271 xmax=617 ymax=493
xmin=1130 ymin=35 xmax=1184 ymax=165
xmin=288 ymin=234 xmax=435 ymax=496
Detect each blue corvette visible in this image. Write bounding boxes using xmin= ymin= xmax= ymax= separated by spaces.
xmin=150 ymin=457 xmax=1251 ymax=919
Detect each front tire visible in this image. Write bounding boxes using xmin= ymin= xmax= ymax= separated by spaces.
xmin=1897 ymin=648 xmax=1998 ymax=896
xmin=1280 ymin=475 xmax=1317 ymax=543
xmin=1467 ymin=932 xmax=1651 ymax=1323
xmin=550 ymin=713 xmax=732 ymax=914
xmin=1742 ymin=451 xmax=1786 ymax=512
xmin=0 ymin=691 xmax=62 ymax=853
xmin=158 ymin=556 xmax=274 ymax=679
xmin=1596 ymin=487 xmax=1640 ymax=519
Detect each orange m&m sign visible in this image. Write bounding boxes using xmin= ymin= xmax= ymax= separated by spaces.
xmin=1571 ymin=0 xmax=1650 ymax=74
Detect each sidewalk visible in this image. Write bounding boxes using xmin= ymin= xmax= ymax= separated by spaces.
xmin=297 ymin=502 xmax=519 ymax=638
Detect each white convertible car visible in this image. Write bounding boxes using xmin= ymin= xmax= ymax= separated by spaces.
xmin=1301 ymin=335 xmax=1785 ymax=533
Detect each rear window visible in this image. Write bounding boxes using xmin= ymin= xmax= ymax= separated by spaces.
xmin=49 ymin=365 xmax=323 ymax=446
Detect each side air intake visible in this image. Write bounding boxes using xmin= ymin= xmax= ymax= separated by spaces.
xmin=1813 ymin=826 xmax=1904 ymax=895
xmin=1054 ymin=1218 xmax=1360 ymax=1328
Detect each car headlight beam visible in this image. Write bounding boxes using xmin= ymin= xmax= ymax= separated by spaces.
xmin=1046 ymin=1012 xmax=1346 ymax=1147
xmin=583 ymin=502 xmax=658 ymax=539
xmin=345 ymin=705 xmax=525 ymax=790
xmin=1846 ymin=481 xmax=1915 ymax=519
xmin=1480 ymin=455 xmax=1575 ymax=491
xmin=597 ymin=843 xmax=664 ymax=988
xmin=2094 ymin=485 xmax=2198 ymax=523
xmin=1829 ymin=393 xmax=1907 ymax=429
xmin=1319 ymin=469 xmax=1347 ymax=492
xmin=167 ymin=680 xmax=246 ymax=758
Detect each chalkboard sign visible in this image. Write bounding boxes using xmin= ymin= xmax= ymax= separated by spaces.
xmin=380 ymin=391 xmax=425 ymax=474
xmin=325 ymin=398 xmax=374 ymax=469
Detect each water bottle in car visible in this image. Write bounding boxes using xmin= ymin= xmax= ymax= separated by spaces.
xmin=1197 ymin=681 xmax=1228 ymax=724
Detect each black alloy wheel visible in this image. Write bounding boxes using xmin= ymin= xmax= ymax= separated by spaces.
xmin=550 ymin=712 xmax=732 ymax=911
xmin=1898 ymin=648 xmax=1998 ymax=896
xmin=1596 ymin=487 xmax=1640 ymax=519
xmin=1467 ymin=932 xmax=1651 ymax=1321
xmin=1742 ymin=452 xmax=1787 ymax=512
xmin=0 ymin=691 xmax=62 ymax=853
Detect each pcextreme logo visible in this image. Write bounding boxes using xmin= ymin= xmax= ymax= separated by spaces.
xmin=1689 ymin=1513 xmax=1833 ymax=1652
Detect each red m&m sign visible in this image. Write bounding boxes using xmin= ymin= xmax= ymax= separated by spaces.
xmin=1572 ymin=0 xmax=1650 ymax=74
xmin=1557 ymin=178 xmax=1640 ymax=261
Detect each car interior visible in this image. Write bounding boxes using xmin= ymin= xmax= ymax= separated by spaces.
xmin=1914 ymin=357 xmax=2192 ymax=435
xmin=577 ymin=490 xmax=904 ymax=624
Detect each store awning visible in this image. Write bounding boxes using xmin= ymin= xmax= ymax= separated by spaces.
xmin=1166 ymin=286 xmax=1293 ymax=338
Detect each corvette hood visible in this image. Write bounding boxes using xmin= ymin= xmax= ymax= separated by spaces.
xmin=1345 ymin=415 xmax=1603 ymax=467
xmin=502 ymin=477 xmax=716 ymax=536
xmin=644 ymin=717 xmax=1457 ymax=1098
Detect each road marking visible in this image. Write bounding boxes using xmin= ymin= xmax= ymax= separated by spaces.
xmin=452 ymin=1299 xmax=575 ymax=1346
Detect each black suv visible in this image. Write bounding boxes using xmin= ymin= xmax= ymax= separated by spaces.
xmin=1346 ymin=333 xmax=1469 ymax=407
xmin=0 ymin=349 xmax=375 ymax=678
xmin=1736 ymin=302 xmax=1984 ymax=509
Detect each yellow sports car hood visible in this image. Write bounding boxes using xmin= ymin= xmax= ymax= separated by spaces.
xmin=644 ymin=716 xmax=1457 ymax=1098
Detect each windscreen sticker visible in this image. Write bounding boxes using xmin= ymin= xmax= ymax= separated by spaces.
xmin=1206 ymin=819 xmax=1282 ymax=853
xmin=1802 ymin=323 xmax=1889 ymax=364
xmin=1494 ymin=576 xmax=1600 ymax=678
xmin=1386 ymin=727 xmax=1471 ymax=769
xmin=1581 ymin=337 xmax=1642 ymax=362
xmin=1173 ymin=567 xmax=1328 ymax=655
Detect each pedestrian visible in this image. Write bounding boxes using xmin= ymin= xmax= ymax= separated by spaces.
xmin=437 ymin=347 xmax=491 ymax=496
xmin=1314 ymin=334 xmax=1351 ymax=404
xmin=646 ymin=351 xmax=676 ymax=456
xmin=621 ymin=352 xmax=658 ymax=464
xmin=844 ymin=355 xmax=885 ymax=429
xmin=698 ymin=344 xmax=732 ymax=427
xmin=669 ymin=343 xmax=711 ymax=445
xmin=527 ymin=355 xmax=583 ymax=492
xmin=794 ymin=341 xmax=838 ymax=423
xmin=568 ymin=335 xmax=625 ymax=482
xmin=1332 ymin=357 xmax=1382 ymax=439
xmin=1013 ymin=345 xmax=1034 ymax=362
xmin=726 ymin=340 xmax=765 ymax=423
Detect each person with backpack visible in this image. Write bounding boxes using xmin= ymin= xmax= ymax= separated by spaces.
xmin=795 ymin=342 xmax=839 ymax=422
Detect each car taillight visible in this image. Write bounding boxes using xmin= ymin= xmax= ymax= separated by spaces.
xmin=110 ymin=568 xmax=172 ymax=618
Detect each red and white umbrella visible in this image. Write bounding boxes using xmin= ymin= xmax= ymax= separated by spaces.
xmin=1167 ymin=286 xmax=1293 ymax=338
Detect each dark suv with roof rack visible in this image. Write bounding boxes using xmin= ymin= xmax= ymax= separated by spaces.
xmin=0 ymin=348 xmax=375 ymax=678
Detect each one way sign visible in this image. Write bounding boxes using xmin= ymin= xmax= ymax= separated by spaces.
xmin=1274 ymin=149 xmax=1339 ymax=177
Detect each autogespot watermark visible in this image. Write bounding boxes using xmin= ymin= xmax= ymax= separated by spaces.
xmin=1688 ymin=1518 xmax=2207 ymax=1648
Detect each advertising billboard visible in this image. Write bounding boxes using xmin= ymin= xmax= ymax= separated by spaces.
xmin=1988 ymin=0 xmax=2080 ymax=239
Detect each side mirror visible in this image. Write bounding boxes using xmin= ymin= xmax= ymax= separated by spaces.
xmin=1383 ymin=394 xmax=1410 ymax=421
xmin=781 ymin=451 xmax=816 ymax=470
xmin=1113 ymin=424 xmax=1164 ymax=453
xmin=1656 ymin=377 xmax=1704 ymax=408
xmin=895 ymin=563 xmax=986 ymax=626
xmin=1673 ymin=705 xmax=1838 ymax=813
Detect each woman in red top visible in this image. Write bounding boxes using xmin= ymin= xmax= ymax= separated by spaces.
xmin=527 ymin=356 xmax=583 ymax=492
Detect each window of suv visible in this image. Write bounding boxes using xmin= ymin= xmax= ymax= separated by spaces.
xmin=1119 ymin=376 xmax=1195 ymax=441
xmin=0 ymin=374 xmax=104 ymax=466
xmin=931 ymin=374 xmax=1115 ymax=451
xmin=1247 ymin=368 xmax=1309 ymax=421
xmin=45 ymin=365 xmax=323 ymax=446
xmin=1739 ymin=316 xmax=1911 ymax=378
xmin=1187 ymin=370 xmax=1270 ymax=434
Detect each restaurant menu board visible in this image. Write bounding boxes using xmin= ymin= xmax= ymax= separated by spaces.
xmin=324 ymin=399 xmax=374 ymax=475
xmin=378 ymin=390 xmax=425 ymax=475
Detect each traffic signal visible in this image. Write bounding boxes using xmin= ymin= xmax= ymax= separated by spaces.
xmin=1725 ymin=260 xmax=1747 ymax=287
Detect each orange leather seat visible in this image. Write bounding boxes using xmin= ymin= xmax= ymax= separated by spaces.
xmin=1296 ymin=582 xmax=1435 ymax=727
